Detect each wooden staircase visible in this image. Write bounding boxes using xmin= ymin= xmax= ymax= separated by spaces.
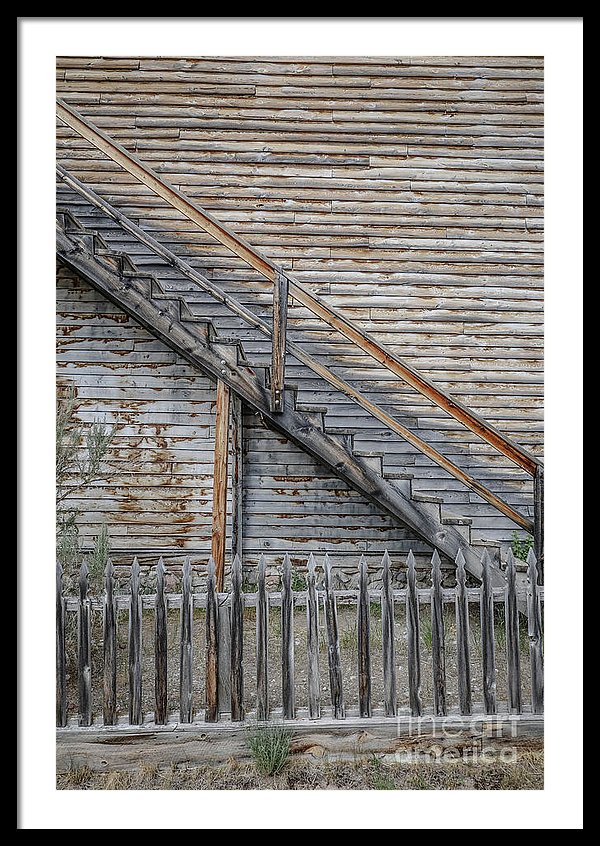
xmin=57 ymin=206 xmax=509 ymax=587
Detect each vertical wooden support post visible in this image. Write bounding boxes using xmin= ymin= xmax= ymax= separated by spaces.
xmin=128 ymin=557 xmax=142 ymax=726
xmin=381 ymin=551 xmax=396 ymax=717
xmin=281 ymin=553 xmax=295 ymax=719
xmin=154 ymin=557 xmax=168 ymax=725
xmin=324 ymin=554 xmax=344 ymax=719
xmin=77 ymin=561 xmax=92 ymax=727
xmin=533 ymin=464 xmax=544 ymax=584
xmin=406 ymin=550 xmax=422 ymax=718
xmin=527 ymin=549 xmax=544 ymax=714
xmin=103 ymin=559 xmax=117 ymax=726
xmin=180 ymin=557 xmax=193 ymax=724
xmin=256 ymin=554 xmax=269 ymax=721
xmin=430 ymin=550 xmax=447 ymax=717
xmin=230 ymin=394 xmax=244 ymax=565
xmin=306 ymin=553 xmax=321 ymax=720
xmin=480 ymin=549 xmax=497 ymax=715
xmin=271 ymin=270 xmax=288 ymax=413
xmin=56 ymin=562 xmax=67 ymax=728
xmin=505 ymin=550 xmax=522 ymax=714
xmin=230 ymin=554 xmax=244 ymax=722
xmin=212 ymin=379 xmax=230 ymax=593
xmin=455 ymin=550 xmax=472 ymax=716
xmin=357 ymin=555 xmax=371 ymax=718
xmin=205 ymin=557 xmax=219 ymax=723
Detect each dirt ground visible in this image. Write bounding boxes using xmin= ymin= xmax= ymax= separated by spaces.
xmin=57 ymin=749 xmax=544 ymax=791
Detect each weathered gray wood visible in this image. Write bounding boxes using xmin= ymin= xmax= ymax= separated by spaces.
xmin=534 ymin=464 xmax=544 ymax=583
xmin=128 ymin=557 xmax=142 ymax=726
xmin=271 ymin=271 xmax=288 ymax=412
xmin=212 ymin=380 xmax=230 ymax=592
xmin=217 ymin=604 xmax=231 ymax=716
xmin=281 ymin=552 xmax=295 ymax=719
xmin=179 ymin=557 xmax=193 ymax=723
xmin=56 ymin=562 xmax=67 ymax=728
xmin=357 ymin=555 xmax=371 ymax=717
xmin=306 ymin=552 xmax=320 ymax=720
xmin=102 ymin=559 xmax=117 ymax=726
xmin=406 ymin=550 xmax=422 ymax=717
xmin=205 ymin=557 xmax=219 ymax=722
xmin=505 ymin=549 xmax=522 ymax=714
xmin=77 ymin=561 xmax=92 ymax=727
xmin=324 ymin=554 xmax=344 ymax=719
xmin=230 ymin=554 xmax=244 ymax=721
xmin=480 ymin=549 xmax=497 ymax=715
xmin=230 ymin=394 xmax=244 ymax=563
xmin=454 ymin=549 xmax=472 ymax=716
xmin=527 ymin=549 xmax=544 ymax=713
xmin=256 ymin=554 xmax=269 ymax=721
xmin=430 ymin=550 xmax=447 ymax=717
xmin=381 ymin=550 xmax=396 ymax=717
xmin=154 ymin=557 xmax=168 ymax=725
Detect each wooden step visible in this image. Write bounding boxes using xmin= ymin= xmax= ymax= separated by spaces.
xmin=411 ymin=492 xmax=442 ymax=522
xmin=295 ymin=404 xmax=328 ymax=432
xmin=383 ymin=471 xmax=413 ymax=498
xmin=441 ymin=510 xmax=472 ymax=543
xmin=353 ymin=450 xmax=384 ymax=475
xmin=326 ymin=427 xmax=355 ymax=452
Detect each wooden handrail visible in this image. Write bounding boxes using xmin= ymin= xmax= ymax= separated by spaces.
xmin=57 ymin=164 xmax=533 ymax=533
xmin=56 ymin=98 xmax=541 ymax=478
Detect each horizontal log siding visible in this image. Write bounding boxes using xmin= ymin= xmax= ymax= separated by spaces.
xmin=57 ymin=56 xmax=543 ymax=549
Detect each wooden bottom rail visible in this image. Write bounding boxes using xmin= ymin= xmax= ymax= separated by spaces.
xmin=56 ymin=714 xmax=544 ymax=773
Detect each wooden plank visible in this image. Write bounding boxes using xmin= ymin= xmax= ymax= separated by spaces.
xmin=381 ymin=550 xmax=396 ymax=717
xmin=128 ymin=557 xmax=142 ymax=726
xmin=281 ymin=552 xmax=295 ymax=719
xmin=256 ymin=554 xmax=269 ymax=721
xmin=533 ymin=464 xmax=544 ymax=583
xmin=77 ymin=561 xmax=92 ymax=727
xmin=230 ymin=394 xmax=244 ymax=563
xmin=154 ymin=557 xmax=168 ymax=725
xmin=212 ymin=380 xmax=230 ymax=592
xmin=230 ymin=554 xmax=244 ymax=722
xmin=480 ymin=549 xmax=497 ymax=715
xmin=357 ymin=555 xmax=372 ymax=718
xmin=56 ymin=562 xmax=67 ymax=728
xmin=323 ymin=554 xmax=344 ymax=719
xmin=505 ymin=550 xmax=522 ymax=714
xmin=217 ymin=604 xmax=231 ymax=716
xmin=180 ymin=557 xmax=193 ymax=723
xmin=102 ymin=559 xmax=117 ymax=726
xmin=205 ymin=557 xmax=219 ymax=723
xmin=271 ymin=271 xmax=288 ymax=412
xmin=454 ymin=549 xmax=472 ymax=716
xmin=306 ymin=552 xmax=320 ymax=720
xmin=527 ymin=549 xmax=544 ymax=714
xmin=430 ymin=550 xmax=447 ymax=717
xmin=406 ymin=550 xmax=422 ymax=717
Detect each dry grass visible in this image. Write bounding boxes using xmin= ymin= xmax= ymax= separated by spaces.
xmin=57 ymin=750 xmax=543 ymax=791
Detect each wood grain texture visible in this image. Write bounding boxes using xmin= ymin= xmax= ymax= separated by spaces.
xmin=357 ymin=555 xmax=372 ymax=717
xmin=128 ymin=557 xmax=143 ymax=725
xmin=504 ymin=550 xmax=522 ymax=714
xmin=406 ymin=550 xmax=422 ymax=717
xmin=230 ymin=554 xmax=245 ymax=721
xmin=154 ymin=557 xmax=168 ymax=725
xmin=212 ymin=380 xmax=230 ymax=592
xmin=205 ymin=558 xmax=219 ymax=722
xmin=480 ymin=549 xmax=497 ymax=715
xmin=230 ymin=394 xmax=244 ymax=562
xmin=306 ymin=553 xmax=321 ymax=720
xmin=454 ymin=549 xmax=472 ymax=716
xmin=430 ymin=550 xmax=447 ymax=717
xmin=179 ymin=557 xmax=193 ymax=723
xmin=102 ymin=559 xmax=117 ymax=726
xmin=381 ymin=550 xmax=396 ymax=717
xmin=324 ymin=554 xmax=345 ymax=719
xmin=527 ymin=549 xmax=544 ymax=713
xmin=281 ymin=552 xmax=295 ymax=719
xmin=256 ymin=554 xmax=269 ymax=720
xmin=56 ymin=562 xmax=67 ymax=728
xmin=77 ymin=561 xmax=92 ymax=727
xmin=271 ymin=271 xmax=288 ymax=412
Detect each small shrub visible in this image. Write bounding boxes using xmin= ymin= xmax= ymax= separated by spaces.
xmin=87 ymin=524 xmax=110 ymax=591
xmin=291 ymin=568 xmax=307 ymax=591
xmin=512 ymin=532 xmax=534 ymax=562
xmin=246 ymin=724 xmax=292 ymax=776
xmin=420 ymin=616 xmax=433 ymax=651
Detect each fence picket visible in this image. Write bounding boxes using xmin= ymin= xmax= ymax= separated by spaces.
xmin=56 ymin=562 xmax=67 ymax=728
xmin=281 ymin=553 xmax=295 ymax=719
xmin=505 ymin=550 xmax=522 ymax=714
xmin=527 ymin=549 xmax=544 ymax=713
xmin=306 ymin=553 xmax=320 ymax=720
xmin=103 ymin=559 xmax=117 ymax=726
xmin=381 ymin=551 xmax=396 ymax=717
xmin=230 ymin=554 xmax=245 ymax=721
xmin=406 ymin=550 xmax=422 ymax=717
xmin=431 ymin=550 xmax=447 ymax=717
xmin=358 ymin=555 xmax=371 ymax=718
xmin=205 ymin=557 xmax=219 ymax=723
xmin=154 ymin=557 xmax=168 ymax=725
xmin=78 ymin=561 xmax=92 ymax=727
xmin=128 ymin=557 xmax=142 ymax=725
xmin=480 ymin=549 xmax=497 ymax=715
xmin=324 ymin=554 xmax=344 ymax=719
xmin=256 ymin=554 xmax=269 ymax=721
xmin=180 ymin=557 xmax=193 ymax=723
xmin=455 ymin=549 xmax=472 ymax=716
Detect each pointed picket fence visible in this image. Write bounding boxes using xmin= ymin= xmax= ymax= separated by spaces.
xmin=56 ymin=549 xmax=544 ymax=727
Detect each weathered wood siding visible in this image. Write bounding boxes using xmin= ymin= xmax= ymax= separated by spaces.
xmin=56 ymin=56 xmax=543 ymax=551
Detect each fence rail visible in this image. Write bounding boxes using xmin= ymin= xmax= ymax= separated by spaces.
xmin=56 ymin=549 xmax=544 ymax=729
